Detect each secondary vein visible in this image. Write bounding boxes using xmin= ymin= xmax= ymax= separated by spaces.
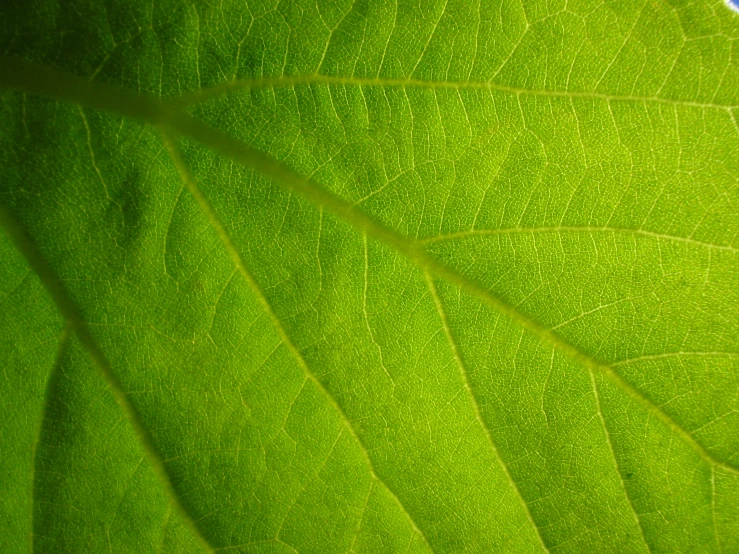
xmin=160 ymin=133 xmax=436 ymax=553
xmin=425 ymin=273 xmax=550 ymax=553
xmin=0 ymin=203 xmax=216 ymax=554
xmin=589 ymin=370 xmax=652 ymax=553
xmin=419 ymin=226 xmax=739 ymax=254
xmin=1 ymin=55 xmax=737 ymax=480
xmin=170 ymin=73 xmax=737 ymax=112
xmin=29 ymin=322 xmax=72 ymax=553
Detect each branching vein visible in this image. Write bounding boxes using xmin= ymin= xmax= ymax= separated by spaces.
xmin=29 ymin=323 xmax=73 ymax=553
xmin=160 ymin=133 xmax=436 ymax=553
xmin=425 ymin=273 xmax=550 ymax=553
xmin=0 ymin=203 xmax=215 ymax=554
xmin=2 ymin=59 xmax=738 ymax=552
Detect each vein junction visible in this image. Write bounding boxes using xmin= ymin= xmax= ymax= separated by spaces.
xmin=1 ymin=55 xmax=737 ymax=483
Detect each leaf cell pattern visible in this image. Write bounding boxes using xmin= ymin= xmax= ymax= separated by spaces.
xmin=1 ymin=1 xmax=738 ymax=553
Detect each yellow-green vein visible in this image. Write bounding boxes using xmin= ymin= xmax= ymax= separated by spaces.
xmin=170 ymin=74 xmax=737 ymax=111
xmin=160 ymin=132 xmax=436 ymax=553
xmin=424 ymin=273 xmax=550 ymax=553
xmin=2 ymin=55 xmax=737 ymax=478
xmin=589 ymin=370 xmax=652 ymax=553
xmin=419 ymin=226 xmax=739 ymax=254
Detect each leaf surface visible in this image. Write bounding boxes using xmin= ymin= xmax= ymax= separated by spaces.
xmin=1 ymin=1 xmax=739 ymax=552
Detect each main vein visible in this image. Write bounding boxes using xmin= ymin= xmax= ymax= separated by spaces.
xmin=0 ymin=203 xmax=215 ymax=553
xmin=1 ymin=57 xmax=737 ymax=483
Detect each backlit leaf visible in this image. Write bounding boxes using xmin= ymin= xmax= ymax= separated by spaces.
xmin=1 ymin=1 xmax=738 ymax=552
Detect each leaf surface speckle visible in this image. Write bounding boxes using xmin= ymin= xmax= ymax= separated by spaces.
xmin=1 ymin=1 xmax=738 ymax=552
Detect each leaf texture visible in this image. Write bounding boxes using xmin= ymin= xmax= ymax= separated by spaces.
xmin=1 ymin=1 xmax=739 ymax=552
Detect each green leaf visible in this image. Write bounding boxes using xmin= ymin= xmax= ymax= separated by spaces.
xmin=1 ymin=1 xmax=738 ymax=552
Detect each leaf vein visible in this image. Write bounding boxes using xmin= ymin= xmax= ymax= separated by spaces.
xmin=160 ymin=133 xmax=436 ymax=553
xmin=589 ymin=370 xmax=652 ymax=553
xmin=425 ymin=273 xmax=550 ymax=553
xmin=0 ymin=203 xmax=216 ymax=553
xmin=420 ymin=226 xmax=739 ymax=253
xmin=171 ymin=74 xmax=738 ymax=111
xmin=29 ymin=323 xmax=72 ymax=554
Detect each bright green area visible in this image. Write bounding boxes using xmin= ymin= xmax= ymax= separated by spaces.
xmin=1 ymin=0 xmax=738 ymax=552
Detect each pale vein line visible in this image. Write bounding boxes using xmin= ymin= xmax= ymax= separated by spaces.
xmin=549 ymin=295 xmax=642 ymax=332
xmin=157 ymin=502 xmax=173 ymax=554
xmin=2 ymin=56 xmax=737 ymax=480
xmin=589 ymin=370 xmax=652 ymax=553
xmin=160 ymin=133 xmax=436 ymax=553
xmin=276 ymin=538 xmax=299 ymax=554
xmin=712 ymin=466 xmax=724 ymax=554
xmin=274 ymin=429 xmax=344 ymax=543
xmin=419 ymin=226 xmax=739 ymax=254
xmin=0 ymin=271 xmax=32 ymax=308
xmin=363 ymin=233 xmax=395 ymax=385
xmin=29 ymin=323 xmax=72 ymax=554
xmin=0 ymin=203 xmax=215 ymax=554
xmin=78 ymin=105 xmax=112 ymax=201
xmin=170 ymin=73 xmax=737 ymax=112
xmin=408 ymin=0 xmax=449 ymax=78
xmin=107 ymin=457 xmax=146 ymax=553
xmin=612 ymin=352 xmax=739 ymax=366
xmin=424 ymin=273 xmax=550 ymax=553
xmin=349 ymin=478 xmax=374 ymax=554
xmin=214 ymin=538 xmax=299 ymax=553
xmin=730 ymin=108 xmax=739 ymax=138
